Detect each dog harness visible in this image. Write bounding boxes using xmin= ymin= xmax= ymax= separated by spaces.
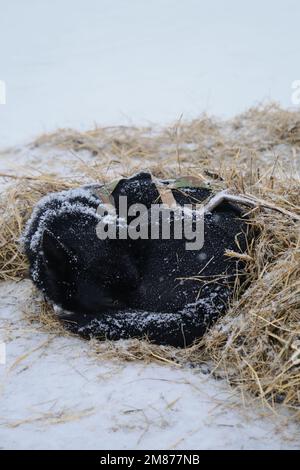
xmin=92 ymin=173 xmax=213 ymax=208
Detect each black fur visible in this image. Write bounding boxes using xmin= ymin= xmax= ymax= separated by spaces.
xmin=22 ymin=172 xmax=248 ymax=346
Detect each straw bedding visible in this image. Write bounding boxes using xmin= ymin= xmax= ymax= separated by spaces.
xmin=0 ymin=103 xmax=299 ymax=417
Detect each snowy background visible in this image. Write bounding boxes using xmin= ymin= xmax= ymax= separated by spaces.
xmin=0 ymin=0 xmax=300 ymax=147
xmin=1 ymin=0 xmax=300 ymax=450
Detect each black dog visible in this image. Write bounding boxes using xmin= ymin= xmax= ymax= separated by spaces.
xmin=22 ymin=172 xmax=248 ymax=346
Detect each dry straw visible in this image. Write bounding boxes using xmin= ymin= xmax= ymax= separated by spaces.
xmin=0 ymin=103 xmax=299 ymax=417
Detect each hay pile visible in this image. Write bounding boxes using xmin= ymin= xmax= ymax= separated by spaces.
xmin=0 ymin=103 xmax=299 ymax=417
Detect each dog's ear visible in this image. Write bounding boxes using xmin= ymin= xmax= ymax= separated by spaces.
xmin=41 ymin=229 xmax=76 ymax=279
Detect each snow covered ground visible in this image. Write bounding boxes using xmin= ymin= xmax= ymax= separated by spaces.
xmin=1 ymin=0 xmax=300 ymax=147
xmin=1 ymin=280 xmax=299 ymax=450
xmin=1 ymin=0 xmax=300 ymax=450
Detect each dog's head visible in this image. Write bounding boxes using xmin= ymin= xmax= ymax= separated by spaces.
xmin=28 ymin=207 xmax=139 ymax=315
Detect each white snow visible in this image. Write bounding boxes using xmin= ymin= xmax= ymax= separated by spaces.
xmin=0 ymin=281 xmax=299 ymax=450
xmin=21 ymin=187 xmax=101 ymax=252
xmin=1 ymin=0 xmax=300 ymax=147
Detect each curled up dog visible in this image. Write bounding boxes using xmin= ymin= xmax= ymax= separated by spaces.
xmin=21 ymin=172 xmax=249 ymax=347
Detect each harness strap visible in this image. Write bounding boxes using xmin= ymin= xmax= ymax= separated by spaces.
xmin=151 ymin=174 xmax=207 ymax=207
xmin=169 ymin=175 xmax=208 ymax=190
xmin=91 ymin=178 xmax=120 ymax=206
xmin=150 ymin=176 xmax=177 ymax=207
xmin=92 ymin=173 xmax=207 ymax=208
